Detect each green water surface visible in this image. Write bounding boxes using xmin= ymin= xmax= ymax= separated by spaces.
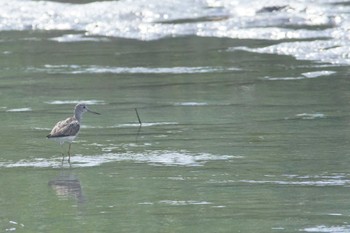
xmin=1 ymin=31 xmax=350 ymax=232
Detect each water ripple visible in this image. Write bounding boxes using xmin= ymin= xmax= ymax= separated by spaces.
xmin=174 ymin=102 xmax=208 ymax=106
xmin=6 ymin=107 xmax=32 ymax=112
xmin=45 ymin=100 xmax=105 ymax=105
xmin=114 ymin=122 xmax=178 ymax=128
xmin=29 ymin=64 xmax=239 ymax=74
xmin=210 ymin=173 xmax=350 ymax=187
xmin=159 ymin=200 xmax=212 ymax=206
xmin=1 ymin=0 xmax=350 ymax=64
xmin=262 ymin=70 xmax=336 ymax=81
xmin=302 ymin=225 xmax=350 ymax=233
xmin=0 ymin=150 xmax=238 ymax=168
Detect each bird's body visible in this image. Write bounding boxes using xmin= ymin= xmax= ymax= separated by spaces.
xmin=47 ymin=117 xmax=80 ymax=143
xmin=47 ymin=103 xmax=100 ymax=162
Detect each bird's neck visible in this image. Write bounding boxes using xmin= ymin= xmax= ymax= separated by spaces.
xmin=74 ymin=112 xmax=83 ymax=122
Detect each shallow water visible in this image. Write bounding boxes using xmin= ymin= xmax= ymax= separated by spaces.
xmin=1 ymin=0 xmax=350 ymax=232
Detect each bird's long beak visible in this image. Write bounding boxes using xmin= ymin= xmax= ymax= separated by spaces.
xmin=87 ymin=108 xmax=101 ymax=115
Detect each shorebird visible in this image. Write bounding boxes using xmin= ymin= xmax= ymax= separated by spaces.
xmin=47 ymin=103 xmax=100 ymax=162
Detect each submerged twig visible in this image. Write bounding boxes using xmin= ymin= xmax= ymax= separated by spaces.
xmin=135 ymin=108 xmax=142 ymax=126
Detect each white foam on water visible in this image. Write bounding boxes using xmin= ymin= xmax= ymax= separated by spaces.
xmin=328 ymin=213 xmax=343 ymax=216
xmin=2 ymin=0 xmax=349 ymax=64
xmin=6 ymin=220 xmax=24 ymax=231
xmin=159 ymin=200 xmax=212 ymax=206
xmin=138 ymin=202 xmax=154 ymax=205
xmin=6 ymin=108 xmax=32 ymax=112
xmin=0 ymin=150 xmax=238 ymax=168
xmin=50 ymin=34 xmax=109 ymax=42
xmin=263 ymin=70 xmax=336 ymax=81
xmin=115 ymin=122 xmax=178 ymax=128
xmin=263 ymin=76 xmax=305 ymax=81
xmin=45 ymin=100 xmax=105 ymax=105
xmin=232 ymin=40 xmax=350 ymax=65
xmin=0 ymin=0 xmax=338 ymax=40
xmin=239 ymin=179 xmax=349 ymax=187
xmin=211 ymin=173 xmax=350 ymax=187
xmin=302 ymin=71 xmax=336 ymax=78
xmin=295 ymin=113 xmax=326 ymax=120
xmin=174 ymin=102 xmax=208 ymax=106
xmin=33 ymin=127 xmax=51 ymax=131
xmin=302 ymin=225 xmax=350 ymax=233
xmin=31 ymin=64 xmax=238 ymax=74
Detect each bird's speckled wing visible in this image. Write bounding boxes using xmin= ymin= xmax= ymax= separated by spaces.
xmin=47 ymin=117 xmax=80 ymax=138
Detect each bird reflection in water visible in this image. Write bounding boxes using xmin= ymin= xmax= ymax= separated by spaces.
xmin=48 ymin=171 xmax=85 ymax=203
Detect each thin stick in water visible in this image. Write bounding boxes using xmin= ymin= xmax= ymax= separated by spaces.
xmin=135 ymin=108 xmax=142 ymax=125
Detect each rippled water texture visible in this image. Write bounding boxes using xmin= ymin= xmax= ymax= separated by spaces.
xmin=1 ymin=0 xmax=350 ymax=64
xmin=1 ymin=0 xmax=350 ymax=232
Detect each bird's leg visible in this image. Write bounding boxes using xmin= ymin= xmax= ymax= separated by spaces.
xmin=60 ymin=142 xmax=65 ymax=163
xmin=67 ymin=143 xmax=72 ymax=163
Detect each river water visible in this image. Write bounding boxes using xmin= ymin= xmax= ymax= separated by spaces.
xmin=1 ymin=0 xmax=350 ymax=232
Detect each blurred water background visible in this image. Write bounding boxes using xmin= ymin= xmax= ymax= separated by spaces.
xmin=1 ymin=0 xmax=350 ymax=232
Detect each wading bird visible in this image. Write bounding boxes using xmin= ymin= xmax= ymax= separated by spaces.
xmin=47 ymin=103 xmax=100 ymax=162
